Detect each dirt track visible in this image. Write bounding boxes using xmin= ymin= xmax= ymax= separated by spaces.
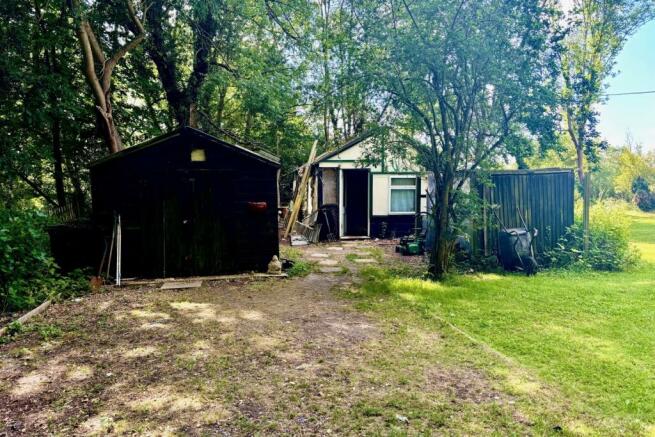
xmin=0 ymin=242 xmax=512 ymax=435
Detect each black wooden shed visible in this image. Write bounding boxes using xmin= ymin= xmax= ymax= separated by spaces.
xmin=90 ymin=127 xmax=280 ymax=278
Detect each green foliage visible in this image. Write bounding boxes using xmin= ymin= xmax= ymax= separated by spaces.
xmin=6 ymin=321 xmax=24 ymax=336
xmin=630 ymin=175 xmax=655 ymax=212
xmin=0 ymin=207 xmax=90 ymax=312
xmin=544 ymin=200 xmax=639 ymax=271
xmin=560 ymin=0 xmax=654 ymax=180
xmin=614 ymin=147 xmax=655 ymax=197
xmin=285 ymin=260 xmax=314 ymax=278
xmin=0 ymin=208 xmax=56 ymax=311
xmin=280 ymin=247 xmax=314 ymax=277
xmin=355 ymin=0 xmax=560 ymax=276
xmin=632 ymin=176 xmax=650 ymax=193
xmin=0 ymin=0 xmax=102 ymax=209
xmin=31 ymin=323 xmax=63 ymax=341
xmin=634 ymin=189 xmax=655 ymax=212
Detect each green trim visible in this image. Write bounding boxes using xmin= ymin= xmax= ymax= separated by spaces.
xmin=369 ymin=172 xmax=373 ymax=228
xmin=320 ymin=166 xmax=421 ymax=172
xmin=371 ymin=171 xmax=424 ymax=175
xmin=321 ymin=159 xmax=360 ymax=163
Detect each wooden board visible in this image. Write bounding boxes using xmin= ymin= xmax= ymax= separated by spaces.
xmin=160 ymin=281 xmax=203 ymax=290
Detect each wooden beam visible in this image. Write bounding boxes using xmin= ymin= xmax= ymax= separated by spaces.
xmin=283 ymin=141 xmax=318 ymax=239
xmin=0 ymin=300 xmax=51 ymax=337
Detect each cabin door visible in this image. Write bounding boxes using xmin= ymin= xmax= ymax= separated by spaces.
xmin=162 ymin=171 xmax=234 ymax=277
xmin=343 ymin=169 xmax=369 ymax=236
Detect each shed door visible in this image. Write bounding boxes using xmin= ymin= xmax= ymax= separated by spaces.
xmin=343 ymin=169 xmax=369 ymax=236
xmin=162 ymin=171 xmax=235 ymax=277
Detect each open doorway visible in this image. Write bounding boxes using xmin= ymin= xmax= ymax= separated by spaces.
xmin=343 ymin=169 xmax=369 ymax=236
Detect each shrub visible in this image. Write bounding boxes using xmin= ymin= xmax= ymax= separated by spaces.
xmin=630 ymin=177 xmax=655 ymax=212
xmin=634 ymin=190 xmax=655 ymax=212
xmin=0 ymin=208 xmax=89 ymax=312
xmin=279 ymin=246 xmax=315 ymax=277
xmin=631 ymin=176 xmax=650 ymax=194
xmin=544 ymin=201 xmax=639 ymax=271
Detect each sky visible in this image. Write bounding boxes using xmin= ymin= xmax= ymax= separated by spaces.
xmin=597 ymin=20 xmax=655 ymax=151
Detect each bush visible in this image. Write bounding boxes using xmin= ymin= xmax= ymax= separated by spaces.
xmin=0 ymin=208 xmax=89 ymax=312
xmin=631 ymin=177 xmax=655 ymax=212
xmin=544 ymin=201 xmax=639 ymax=271
xmin=634 ymin=190 xmax=655 ymax=212
xmin=631 ymin=176 xmax=650 ymax=194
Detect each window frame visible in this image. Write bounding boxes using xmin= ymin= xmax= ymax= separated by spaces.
xmin=388 ymin=176 xmax=417 ymax=215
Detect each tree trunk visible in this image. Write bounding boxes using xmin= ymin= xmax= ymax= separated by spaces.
xmin=145 ymin=0 xmax=187 ymax=126
xmin=244 ymin=111 xmax=253 ymax=139
xmin=71 ymin=0 xmax=143 ymax=153
xmin=216 ymin=85 xmax=227 ymax=129
xmin=51 ymin=117 xmax=66 ymax=206
xmin=145 ymin=0 xmax=216 ymax=128
xmin=430 ymin=176 xmax=452 ymax=278
xmin=97 ymin=99 xmax=123 ymax=153
xmin=576 ymin=144 xmax=585 ymax=184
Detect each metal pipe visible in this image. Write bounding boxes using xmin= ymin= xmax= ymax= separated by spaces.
xmin=116 ymin=214 xmax=122 ymax=287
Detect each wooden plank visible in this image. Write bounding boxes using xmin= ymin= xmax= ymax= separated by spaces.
xmin=0 ymin=300 xmax=51 ymax=337
xmin=284 ymin=141 xmax=318 ymax=239
xmin=161 ymin=280 xmax=203 ymax=290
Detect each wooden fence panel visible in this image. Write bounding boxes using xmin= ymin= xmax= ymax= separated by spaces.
xmin=477 ymin=169 xmax=575 ymax=255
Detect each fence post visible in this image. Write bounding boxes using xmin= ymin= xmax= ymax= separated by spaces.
xmin=583 ymin=173 xmax=591 ymax=253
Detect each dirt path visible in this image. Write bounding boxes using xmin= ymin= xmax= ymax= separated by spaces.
xmin=0 ymin=241 xmax=527 ymax=435
xmin=0 ymin=242 xmax=382 ymax=434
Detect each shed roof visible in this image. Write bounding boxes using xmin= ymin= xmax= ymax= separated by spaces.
xmin=91 ymin=127 xmax=280 ymax=168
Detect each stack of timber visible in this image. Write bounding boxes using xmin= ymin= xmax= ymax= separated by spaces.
xmin=284 ymin=141 xmax=319 ymax=242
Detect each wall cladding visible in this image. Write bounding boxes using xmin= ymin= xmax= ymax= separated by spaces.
xmin=475 ymin=169 xmax=575 ymax=255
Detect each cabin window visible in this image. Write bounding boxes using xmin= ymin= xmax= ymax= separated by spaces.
xmin=389 ymin=177 xmax=416 ymax=213
xmin=191 ymin=148 xmax=206 ymax=162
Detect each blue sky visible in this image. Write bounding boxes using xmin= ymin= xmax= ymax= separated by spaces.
xmin=598 ymin=20 xmax=655 ymax=151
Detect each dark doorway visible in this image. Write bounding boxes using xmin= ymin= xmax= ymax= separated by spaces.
xmin=162 ymin=170 xmax=234 ymax=277
xmin=343 ymin=169 xmax=369 ymax=236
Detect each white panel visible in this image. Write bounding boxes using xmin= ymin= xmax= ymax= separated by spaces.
xmin=328 ymin=142 xmax=365 ymax=160
xmin=372 ymin=174 xmax=389 ymax=216
xmin=338 ymin=169 xmax=344 ymax=237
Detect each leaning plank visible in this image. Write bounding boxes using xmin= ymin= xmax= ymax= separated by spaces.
xmin=284 ymin=141 xmax=318 ymax=239
xmin=0 ymin=299 xmax=51 ymax=337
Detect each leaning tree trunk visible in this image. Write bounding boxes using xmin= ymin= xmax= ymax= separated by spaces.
xmin=71 ymin=0 xmax=144 ymax=153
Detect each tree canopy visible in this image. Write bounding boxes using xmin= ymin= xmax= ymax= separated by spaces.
xmin=1 ymin=0 xmax=653 ymax=276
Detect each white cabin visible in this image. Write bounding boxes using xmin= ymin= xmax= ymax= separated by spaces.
xmin=304 ymin=133 xmax=428 ymax=238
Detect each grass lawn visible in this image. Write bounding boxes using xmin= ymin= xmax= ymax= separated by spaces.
xmin=352 ymin=210 xmax=655 ymax=434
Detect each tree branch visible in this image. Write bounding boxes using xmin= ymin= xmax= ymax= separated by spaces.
xmin=101 ymin=0 xmax=145 ymax=93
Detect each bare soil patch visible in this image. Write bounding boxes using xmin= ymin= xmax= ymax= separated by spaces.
xmin=0 ymin=241 xmax=535 ymax=435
